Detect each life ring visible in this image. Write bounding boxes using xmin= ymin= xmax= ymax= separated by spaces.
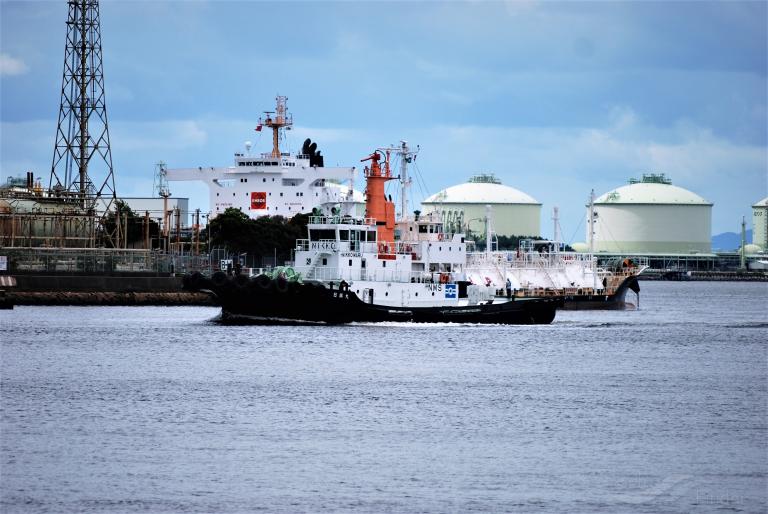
xmin=439 ymin=273 xmax=449 ymax=284
xmin=438 ymin=233 xmax=444 ymax=241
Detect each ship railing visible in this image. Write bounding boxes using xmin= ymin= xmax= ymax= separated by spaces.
xmin=467 ymin=250 xmax=595 ymax=270
xmin=293 ymin=266 xmax=409 ymax=284
xmin=513 ymin=285 xmax=599 ymax=298
xmin=395 ymin=241 xmax=420 ymax=257
xmin=308 ymin=215 xmax=376 ymax=226
xmin=295 ymin=239 xmax=416 ymax=256
xmin=371 ymin=241 xmax=422 ymax=258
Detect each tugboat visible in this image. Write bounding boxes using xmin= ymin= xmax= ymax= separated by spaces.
xmin=186 ymin=149 xmax=561 ymax=324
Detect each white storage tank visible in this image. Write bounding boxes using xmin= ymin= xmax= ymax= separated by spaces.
xmin=421 ymin=174 xmax=541 ymax=238
xmin=589 ymin=174 xmax=713 ymax=253
xmin=753 ymin=197 xmax=768 ymax=251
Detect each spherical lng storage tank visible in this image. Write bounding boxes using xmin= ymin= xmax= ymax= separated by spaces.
xmin=589 ymin=174 xmax=712 ymax=254
xmin=421 ymin=174 xmax=541 ymax=237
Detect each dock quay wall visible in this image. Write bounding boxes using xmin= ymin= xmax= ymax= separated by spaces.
xmin=7 ymin=274 xmax=215 ymax=306
xmin=10 ymin=290 xmax=213 ymax=306
xmin=639 ymin=270 xmax=768 ymax=281
xmin=1 ymin=248 xmax=216 ymax=305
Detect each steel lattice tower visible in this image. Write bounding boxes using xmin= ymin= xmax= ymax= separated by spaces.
xmin=50 ymin=0 xmax=117 ymax=245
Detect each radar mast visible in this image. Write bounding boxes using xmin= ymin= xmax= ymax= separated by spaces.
xmin=258 ymin=95 xmax=293 ymax=158
xmin=377 ymin=141 xmax=419 ymax=220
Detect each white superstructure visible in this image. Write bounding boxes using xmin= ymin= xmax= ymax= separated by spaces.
xmin=292 ymin=212 xmax=484 ymax=307
xmin=165 ymin=96 xmax=363 ymax=219
xmin=589 ymin=174 xmax=713 ymax=254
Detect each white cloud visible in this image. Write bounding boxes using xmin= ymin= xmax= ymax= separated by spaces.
xmin=503 ymin=0 xmax=539 ymax=17
xmin=0 ymin=53 xmax=29 ymax=76
xmin=110 ymin=120 xmax=208 ymax=152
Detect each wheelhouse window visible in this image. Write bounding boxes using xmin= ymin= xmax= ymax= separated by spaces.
xmin=310 ymin=229 xmax=336 ymax=241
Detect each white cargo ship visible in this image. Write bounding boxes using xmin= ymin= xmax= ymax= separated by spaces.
xmin=165 ymin=96 xmax=363 ymax=219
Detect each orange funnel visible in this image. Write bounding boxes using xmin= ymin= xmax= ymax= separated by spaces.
xmin=361 ymin=151 xmax=395 ymax=244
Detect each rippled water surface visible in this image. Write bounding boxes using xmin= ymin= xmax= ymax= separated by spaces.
xmin=2 ymin=281 xmax=766 ymax=513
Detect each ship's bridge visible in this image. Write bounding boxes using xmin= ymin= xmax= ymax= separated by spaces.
xmin=234 ymin=152 xmax=305 ymax=169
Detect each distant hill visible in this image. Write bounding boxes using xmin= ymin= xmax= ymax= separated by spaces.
xmin=712 ymin=229 xmax=752 ymax=251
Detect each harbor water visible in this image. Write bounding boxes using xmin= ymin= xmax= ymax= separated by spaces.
xmin=1 ymin=281 xmax=766 ymax=513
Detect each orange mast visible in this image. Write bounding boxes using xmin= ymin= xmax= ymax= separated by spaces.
xmin=361 ymin=151 xmax=396 ymax=245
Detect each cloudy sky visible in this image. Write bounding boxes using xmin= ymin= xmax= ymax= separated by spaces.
xmin=1 ymin=0 xmax=766 ymax=242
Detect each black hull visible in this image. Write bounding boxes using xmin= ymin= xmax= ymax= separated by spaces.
xmin=185 ymin=273 xmax=560 ymax=325
xmin=561 ymin=275 xmax=640 ymax=311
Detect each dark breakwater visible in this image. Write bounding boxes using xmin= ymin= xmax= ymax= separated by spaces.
xmin=9 ymin=291 xmax=213 ymax=306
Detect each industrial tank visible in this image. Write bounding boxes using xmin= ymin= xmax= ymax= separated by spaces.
xmin=589 ymin=174 xmax=712 ymax=253
xmin=421 ymin=174 xmax=541 ymax=238
xmin=753 ymin=197 xmax=768 ymax=251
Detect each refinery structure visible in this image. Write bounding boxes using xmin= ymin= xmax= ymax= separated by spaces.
xmin=2 ymin=0 xmax=119 ymax=249
xmin=1 ymin=0 xmax=118 ymax=249
xmin=0 ymin=0 xmax=205 ymax=278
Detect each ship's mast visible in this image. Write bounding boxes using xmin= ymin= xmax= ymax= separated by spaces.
xmin=588 ymin=189 xmax=595 ymax=254
xmin=740 ymin=216 xmax=747 ymax=270
xmin=259 ymin=95 xmax=293 ymax=158
xmin=377 ymin=141 xmax=419 ymax=220
xmin=485 ymin=204 xmax=494 ymax=260
xmin=588 ymin=189 xmax=598 ymax=291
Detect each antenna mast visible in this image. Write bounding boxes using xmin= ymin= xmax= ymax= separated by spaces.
xmin=49 ymin=0 xmax=118 ymax=246
xmin=588 ymin=189 xmax=595 ymax=254
xmin=258 ymin=95 xmax=293 ymax=158
xmin=377 ymin=141 xmax=419 ymax=220
xmin=154 ymin=161 xmax=171 ymax=239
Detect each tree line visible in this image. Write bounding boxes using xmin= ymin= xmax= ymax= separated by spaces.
xmin=206 ymin=208 xmax=310 ymax=263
